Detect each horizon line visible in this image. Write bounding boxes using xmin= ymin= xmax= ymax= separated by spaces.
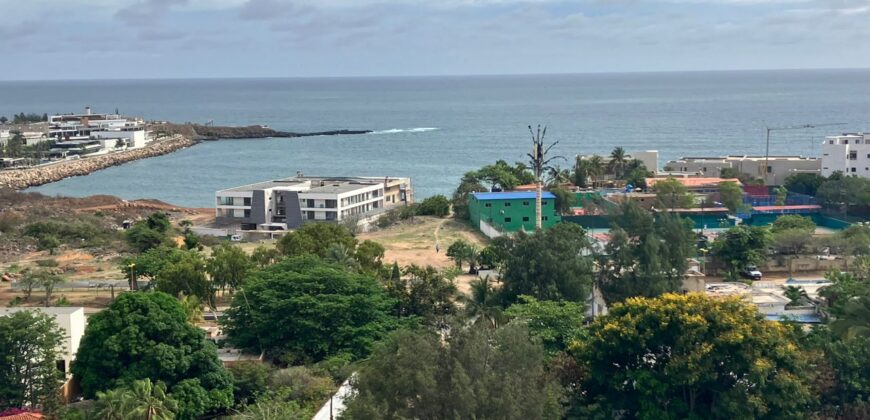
xmin=2 ymin=66 xmax=870 ymax=83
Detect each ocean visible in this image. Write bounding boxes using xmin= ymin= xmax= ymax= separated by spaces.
xmin=3 ymin=69 xmax=870 ymax=207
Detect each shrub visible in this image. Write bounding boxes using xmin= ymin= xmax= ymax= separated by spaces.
xmin=417 ymin=195 xmax=451 ymax=217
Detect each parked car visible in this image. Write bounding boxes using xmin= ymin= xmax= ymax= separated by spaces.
xmin=740 ymin=265 xmax=763 ymax=280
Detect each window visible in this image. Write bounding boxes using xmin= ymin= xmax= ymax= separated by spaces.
xmin=766 ymin=166 xmax=772 ymax=173
xmin=522 ymin=201 xmax=529 ymax=206
xmin=851 ymin=168 xmax=857 ymax=173
xmin=243 ymin=197 xmax=252 ymax=206
xmin=484 ymin=203 xmax=491 ymax=208
xmin=243 ymin=209 xmax=251 ymax=218
xmin=542 ymin=201 xmax=548 ymax=206
xmin=504 ymin=202 xmax=511 ymax=207
xmin=543 ymin=216 xmax=549 ymax=221
xmin=849 ymin=151 xmax=858 ymax=160
xmin=844 ymin=140 xmax=849 ymax=144
xmin=522 ymin=216 xmax=529 ymax=222
xmin=504 ymin=217 xmax=512 ymax=223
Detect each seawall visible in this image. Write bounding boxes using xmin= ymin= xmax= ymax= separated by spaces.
xmin=0 ymin=135 xmax=197 ymax=190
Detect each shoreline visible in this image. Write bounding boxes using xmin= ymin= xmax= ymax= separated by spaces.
xmin=0 ymin=135 xmax=197 ymax=190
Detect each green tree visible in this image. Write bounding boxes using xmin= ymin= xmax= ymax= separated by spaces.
xmin=250 ymin=245 xmax=281 ymax=268
xmin=500 ymin=223 xmax=593 ymax=304
xmin=599 ymin=203 xmax=695 ymax=303
xmin=718 ymin=180 xmax=744 ymax=213
xmin=711 ymin=225 xmax=770 ymax=280
xmin=817 ymin=176 xmax=870 ymax=212
xmin=125 ymin=224 xmax=169 ymax=252
xmin=0 ymin=310 xmax=64 ymax=411
xmin=460 ymin=276 xmax=503 ymax=328
xmin=227 ymin=362 xmax=275 ymax=406
xmin=608 ymin=146 xmax=627 ymax=178
xmin=123 ymin=246 xmax=188 ymax=280
xmin=110 ymin=379 xmax=178 ymax=420
xmin=504 ymin=295 xmax=586 ymax=354
xmin=785 ymin=172 xmax=827 ymax=196
xmin=222 ymin=256 xmax=396 ymax=363
xmin=653 ymin=177 xmax=694 ymax=209
xmin=384 ymin=265 xmax=458 ymax=324
xmin=446 ymin=239 xmax=472 ymax=270
xmin=207 ymin=243 xmax=252 ymax=293
xmin=276 ymin=223 xmax=357 ymax=258
xmin=451 ymin=172 xmax=486 ymax=220
xmin=325 ymin=243 xmax=360 ymax=272
xmin=550 ymin=186 xmax=577 ymax=215
xmin=39 ymin=270 xmax=62 ymax=307
xmin=575 ymin=293 xmax=813 ymax=419
xmin=72 ymin=292 xmax=233 ymax=418
xmin=354 ymin=240 xmax=385 ymax=274
xmin=154 ymin=251 xmax=214 ymax=308
xmin=416 ymin=195 xmax=451 ymax=217
xmin=784 ymin=285 xmax=809 ymax=307
xmin=342 ymin=323 xmax=563 ymax=419
xmin=775 ymin=185 xmax=788 ymax=206
xmin=826 ymin=336 xmax=870 ymax=405
xmin=773 ymin=228 xmax=814 ymax=274
xmin=37 ymin=234 xmax=60 ymax=255
xmin=770 ymin=215 xmax=816 ymax=233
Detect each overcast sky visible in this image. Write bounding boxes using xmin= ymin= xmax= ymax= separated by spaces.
xmin=1 ymin=0 xmax=868 ymax=80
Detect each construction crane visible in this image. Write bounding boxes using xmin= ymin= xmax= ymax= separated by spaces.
xmin=763 ymin=122 xmax=846 ymax=184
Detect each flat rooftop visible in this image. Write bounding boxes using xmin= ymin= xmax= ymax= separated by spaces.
xmin=220 ymin=176 xmax=406 ymax=193
xmin=472 ymin=191 xmax=557 ymax=200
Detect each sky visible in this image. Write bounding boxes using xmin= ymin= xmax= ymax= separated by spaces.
xmin=1 ymin=0 xmax=869 ymax=80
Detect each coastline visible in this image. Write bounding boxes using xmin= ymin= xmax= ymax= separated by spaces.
xmin=0 ymin=135 xmax=197 ymax=190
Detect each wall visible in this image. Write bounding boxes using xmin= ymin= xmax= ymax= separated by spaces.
xmin=469 ymin=196 xmax=560 ymax=233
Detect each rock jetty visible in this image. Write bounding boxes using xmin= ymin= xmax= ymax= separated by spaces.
xmin=153 ymin=123 xmax=372 ymax=140
xmin=0 ymin=135 xmax=196 ymax=190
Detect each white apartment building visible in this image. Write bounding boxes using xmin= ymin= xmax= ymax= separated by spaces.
xmin=49 ymin=107 xmax=147 ymax=148
xmin=665 ymin=155 xmax=821 ymax=185
xmin=216 ymin=175 xmax=412 ymax=231
xmin=0 ymin=307 xmax=86 ymax=378
xmin=821 ymin=133 xmax=870 ymax=177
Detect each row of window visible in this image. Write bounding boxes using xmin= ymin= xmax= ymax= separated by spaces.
xmin=503 ymin=216 xmax=549 ymax=223
xmin=483 ymin=201 xmax=548 ymax=208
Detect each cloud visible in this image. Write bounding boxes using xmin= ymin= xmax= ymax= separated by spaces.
xmin=116 ymin=0 xmax=189 ymax=25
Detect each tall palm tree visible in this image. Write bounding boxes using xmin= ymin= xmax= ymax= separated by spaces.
xmin=609 ymin=146 xmax=627 ymax=178
xmin=527 ymin=125 xmax=565 ymax=230
xmin=461 ymin=276 xmax=503 ymax=328
xmin=783 ymin=286 xmax=809 ymax=307
xmin=125 ymin=379 xmax=178 ymax=420
xmin=95 ymin=388 xmax=128 ymax=420
xmin=326 ymin=243 xmax=360 ymax=272
xmin=587 ymin=155 xmax=605 ymax=184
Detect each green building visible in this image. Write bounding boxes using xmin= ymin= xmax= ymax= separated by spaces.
xmin=468 ymin=191 xmax=561 ymax=235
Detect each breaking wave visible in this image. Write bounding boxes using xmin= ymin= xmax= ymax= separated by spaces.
xmin=370 ymin=127 xmax=439 ymax=134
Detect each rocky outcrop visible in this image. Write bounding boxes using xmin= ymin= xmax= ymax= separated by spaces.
xmin=152 ymin=123 xmax=371 ymax=140
xmin=0 ymin=135 xmax=196 ymax=190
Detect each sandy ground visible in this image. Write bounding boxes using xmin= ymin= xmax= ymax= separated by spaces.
xmin=359 ymin=216 xmax=489 ymax=294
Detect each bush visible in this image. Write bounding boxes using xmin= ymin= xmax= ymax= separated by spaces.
xmin=417 ymin=195 xmax=451 ymax=217
xmin=267 ymin=366 xmax=334 ymax=405
xmin=35 ymin=259 xmax=59 ymax=267
xmin=228 ymin=362 xmax=275 ymax=406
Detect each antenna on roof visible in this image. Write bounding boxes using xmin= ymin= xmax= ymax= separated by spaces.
xmin=763 ymin=122 xmax=846 ymax=184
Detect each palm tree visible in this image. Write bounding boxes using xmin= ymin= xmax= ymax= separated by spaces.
xmin=125 ymin=379 xmax=178 ymax=420
xmin=461 ymin=276 xmax=503 ymax=328
xmin=587 ymin=155 xmax=605 ymax=184
xmin=830 ymin=299 xmax=870 ymax=339
xmin=783 ymin=286 xmax=809 ymax=307
xmin=326 ymin=243 xmax=360 ymax=272
xmin=609 ymin=146 xmax=627 ymax=178
xmin=95 ymin=387 xmax=128 ymax=420
xmin=527 ymin=125 xmax=565 ymax=230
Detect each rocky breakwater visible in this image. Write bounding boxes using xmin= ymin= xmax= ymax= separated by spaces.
xmin=0 ymin=135 xmax=196 ymax=190
xmin=153 ymin=123 xmax=372 ymax=140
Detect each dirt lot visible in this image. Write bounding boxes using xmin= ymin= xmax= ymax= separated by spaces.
xmin=359 ymin=216 xmax=489 ymax=293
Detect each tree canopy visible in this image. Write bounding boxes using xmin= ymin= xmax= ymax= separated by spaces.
xmin=599 ymin=203 xmax=695 ymax=302
xmin=276 ymin=223 xmax=357 ymax=258
xmin=342 ymin=323 xmax=563 ymax=419
xmin=71 ymin=292 xmax=233 ymax=419
xmin=221 ymin=256 xmax=397 ymax=363
xmin=499 ymin=223 xmax=594 ymax=304
xmin=574 ymin=293 xmax=813 ymax=419
xmin=0 ymin=310 xmax=64 ymax=412
xmin=653 ymin=177 xmax=694 ymax=209
xmin=712 ymin=224 xmax=770 ymax=280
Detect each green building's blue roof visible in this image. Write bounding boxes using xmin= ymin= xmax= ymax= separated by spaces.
xmin=472 ymin=191 xmax=556 ymax=200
